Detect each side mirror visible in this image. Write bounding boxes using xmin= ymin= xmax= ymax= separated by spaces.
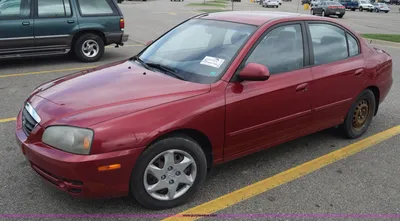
xmin=239 ymin=63 xmax=270 ymax=81
xmin=146 ymin=40 xmax=153 ymax=46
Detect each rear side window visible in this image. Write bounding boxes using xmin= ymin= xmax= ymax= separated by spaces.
xmin=38 ymin=0 xmax=72 ymax=18
xmin=77 ymin=0 xmax=117 ymax=16
xmin=309 ymin=23 xmax=348 ymax=65
xmin=0 ymin=0 xmax=30 ymax=18
xmin=347 ymin=33 xmax=360 ymax=57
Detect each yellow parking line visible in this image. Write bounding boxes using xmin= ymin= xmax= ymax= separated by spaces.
xmin=162 ymin=125 xmax=400 ymax=221
xmin=168 ymin=12 xmax=177 ymax=15
xmin=0 ymin=117 xmax=16 ymax=123
xmin=0 ymin=66 xmax=96 ymax=79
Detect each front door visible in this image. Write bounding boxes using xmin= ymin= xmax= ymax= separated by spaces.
xmin=0 ymin=0 xmax=34 ymax=54
xmin=224 ymin=22 xmax=313 ymax=160
xmin=307 ymin=22 xmax=366 ymax=130
xmin=33 ymin=0 xmax=77 ymax=50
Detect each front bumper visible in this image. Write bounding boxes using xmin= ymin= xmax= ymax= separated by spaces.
xmin=15 ymin=111 xmax=144 ymax=198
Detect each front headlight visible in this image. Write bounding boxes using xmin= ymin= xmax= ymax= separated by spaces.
xmin=42 ymin=126 xmax=94 ymax=155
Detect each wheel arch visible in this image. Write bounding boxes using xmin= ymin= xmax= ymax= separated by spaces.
xmin=366 ymin=85 xmax=380 ymax=116
xmin=71 ymin=30 xmax=107 ymax=49
xmin=144 ymin=128 xmax=214 ymax=170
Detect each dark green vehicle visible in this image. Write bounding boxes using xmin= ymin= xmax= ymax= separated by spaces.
xmin=0 ymin=0 xmax=128 ymax=62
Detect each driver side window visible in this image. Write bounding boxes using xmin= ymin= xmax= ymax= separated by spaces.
xmin=245 ymin=24 xmax=304 ymax=75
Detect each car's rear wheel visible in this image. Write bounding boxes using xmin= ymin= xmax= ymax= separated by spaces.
xmin=340 ymin=89 xmax=376 ymax=139
xmin=359 ymin=7 xmax=363 ymax=11
xmin=311 ymin=9 xmax=315 ymax=15
xmin=130 ymin=135 xmax=207 ymax=209
xmin=322 ymin=10 xmax=326 ymax=16
xmin=338 ymin=14 xmax=344 ymax=18
xmin=73 ymin=33 xmax=104 ymax=62
xmin=351 ymin=8 xmax=356 ymax=11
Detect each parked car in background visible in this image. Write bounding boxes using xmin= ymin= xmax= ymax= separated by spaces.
xmin=339 ymin=0 xmax=359 ymax=10
xmin=263 ymin=0 xmax=280 ymax=7
xmin=311 ymin=1 xmax=346 ymax=17
xmin=373 ymin=3 xmax=391 ymax=12
xmin=0 ymin=0 xmax=128 ymax=62
xmin=16 ymin=11 xmax=393 ymax=210
xmin=389 ymin=0 xmax=400 ymax=5
xmin=358 ymin=0 xmax=374 ymax=11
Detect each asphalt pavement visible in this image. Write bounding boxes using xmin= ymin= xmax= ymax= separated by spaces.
xmin=1 ymin=1 xmax=400 ymax=220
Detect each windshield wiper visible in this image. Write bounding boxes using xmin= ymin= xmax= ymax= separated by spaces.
xmin=131 ymin=55 xmax=151 ymax=70
xmin=145 ymin=62 xmax=184 ymax=80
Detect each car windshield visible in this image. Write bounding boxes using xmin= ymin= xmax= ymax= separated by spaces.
xmin=137 ymin=19 xmax=256 ymax=84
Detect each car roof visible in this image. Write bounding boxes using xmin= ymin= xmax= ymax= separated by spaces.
xmin=199 ymin=11 xmax=317 ymax=26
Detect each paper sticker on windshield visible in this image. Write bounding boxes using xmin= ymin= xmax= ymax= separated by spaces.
xmin=200 ymin=56 xmax=225 ymax=68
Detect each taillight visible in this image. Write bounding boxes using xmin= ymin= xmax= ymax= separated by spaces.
xmin=120 ymin=18 xmax=125 ymax=31
xmin=328 ymin=6 xmax=336 ymax=8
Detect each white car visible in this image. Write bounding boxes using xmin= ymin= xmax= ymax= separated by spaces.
xmin=263 ymin=0 xmax=279 ymax=7
xmin=358 ymin=0 xmax=374 ymax=11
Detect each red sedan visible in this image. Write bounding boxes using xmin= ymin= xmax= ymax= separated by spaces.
xmin=15 ymin=11 xmax=392 ymax=209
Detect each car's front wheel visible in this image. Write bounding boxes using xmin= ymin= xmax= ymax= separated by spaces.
xmin=73 ymin=33 xmax=105 ymax=62
xmin=340 ymin=89 xmax=376 ymax=139
xmin=359 ymin=7 xmax=363 ymax=11
xmin=130 ymin=135 xmax=207 ymax=209
xmin=322 ymin=10 xmax=326 ymax=16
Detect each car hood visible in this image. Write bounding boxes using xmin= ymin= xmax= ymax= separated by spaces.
xmin=27 ymin=60 xmax=210 ymax=127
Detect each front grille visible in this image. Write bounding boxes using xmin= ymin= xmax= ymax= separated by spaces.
xmin=22 ymin=107 xmax=38 ymax=136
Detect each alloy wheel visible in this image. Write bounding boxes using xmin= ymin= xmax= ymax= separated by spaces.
xmin=81 ymin=39 xmax=99 ymax=58
xmin=143 ymin=149 xmax=197 ymax=201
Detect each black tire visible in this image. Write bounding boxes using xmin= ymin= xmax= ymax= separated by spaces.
xmin=359 ymin=7 xmax=363 ymax=11
xmin=130 ymin=135 xmax=207 ymax=209
xmin=338 ymin=14 xmax=344 ymax=18
xmin=351 ymin=8 xmax=356 ymax=11
xmin=311 ymin=9 xmax=315 ymax=15
xmin=339 ymin=89 xmax=376 ymax=139
xmin=73 ymin=33 xmax=104 ymax=62
xmin=385 ymin=11 xmax=388 ymax=13
xmin=322 ymin=10 xmax=326 ymax=16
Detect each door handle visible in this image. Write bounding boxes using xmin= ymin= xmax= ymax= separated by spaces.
xmin=296 ymin=83 xmax=308 ymax=92
xmin=354 ymin=68 xmax=364 ymax=77
xmin=67 ymin=20 xmax=75 ymax=24
xmin=22 ymin=22 xmax=30 ymax=26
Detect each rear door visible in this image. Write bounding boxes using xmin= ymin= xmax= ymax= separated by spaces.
xmin=0 ymin=0 xmax=34 ymax=54
xmin=33 ymin=0 xmax=78 ymax=51
xmin=307 ymin=21 xmax=366 ymax=131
